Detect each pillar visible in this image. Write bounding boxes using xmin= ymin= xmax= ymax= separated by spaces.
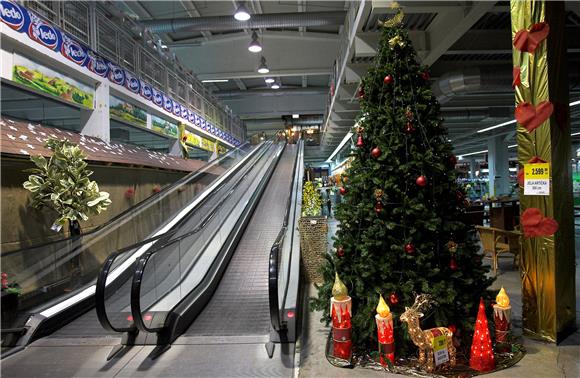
xmin=80 ymin=81 xmax=110 ymax=142
xmin=511 ymin=0 xmax=575 ymax=342
xmin=487 ymin=135 xmax=511 ymax=197
xmin=469 ymin=158 xmax=477 ymax=179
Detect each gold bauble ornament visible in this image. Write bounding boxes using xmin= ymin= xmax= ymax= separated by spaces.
xmin=388 ymin=35 xmax=406 ymax=49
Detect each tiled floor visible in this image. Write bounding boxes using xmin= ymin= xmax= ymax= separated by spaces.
xmin=298 ymin=220 xmax=580 ymax=378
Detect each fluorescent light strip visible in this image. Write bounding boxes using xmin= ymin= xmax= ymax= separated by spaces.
xmin=459 ymin=149 xmax=488 ymax=158
xmin=476 ymin=120 xmax=516 ymax=133
xmin=571 ymin=131 xmax=580 ymax=136
xmin=326 ymin=132 xmax=353 ymax=162
xmin=476 ymin=99 xmax=580 ymax=134
xmin=508 ymin=144 xmax=517 ymax=148
xmin=39 ymin=143 xmax=264 ymax=318
xmin=202 ymin=79 xmax=229 ymax=83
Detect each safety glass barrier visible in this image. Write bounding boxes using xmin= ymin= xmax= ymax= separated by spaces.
xmin=96 ymin=142 xmax=272 ymax=333
xmin=0 ymin=143 xmax=256 ymax=335
xmin=132 ymin=143 xmax=283 ymax=332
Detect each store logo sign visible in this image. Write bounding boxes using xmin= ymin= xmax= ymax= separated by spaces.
xmin=1 ymin=1 xmax=27 ymax=31
xmin=61 ymin=34 xmax=87 ymax=66
xmin=140 ymin=81 xmax=152 ymax=100
xmin=163 ymin=95 xmax=173 ymax=112
xmin=188 ymin=111 xmax=195 ymax=123
xmin=87 ymin=52 xmax=108 ymax=77
xmin=124 ymin=71 xmax=140 ymax=93
xmin=172 ymin=100 xmax=181 ymax=116
xmin=181 ymin=105 xmax=188 ymax=120
xmin=107 ymin=63 xmax=125 ymax=85
xmin=152 ymin=88 xmax=163 ymax=107
xmin=29 ymin=14 xmax=59 ymax=50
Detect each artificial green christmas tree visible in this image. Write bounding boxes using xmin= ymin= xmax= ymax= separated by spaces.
xmin=312 ymin=9 xmax=493 ymax=358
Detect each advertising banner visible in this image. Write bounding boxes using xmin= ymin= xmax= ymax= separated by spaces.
xmin=110 ymin=95 xmax=147 ymax=128
xmin=151 ymin=115 xmax=178 ymax=139
xmin=12 ymin=54 xmax=94 ymax=108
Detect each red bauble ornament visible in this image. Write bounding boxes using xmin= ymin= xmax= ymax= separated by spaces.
xmin=389 ymin=292 xmax=399 ymax=305
xmin=404 ymin=243 xmax=415 ymax=254
xmin=339 ymin=187 xmax=347 ymax=195
xmin=371 ymin=147 xmax=381 ymax=158
xmin=415 ymin=175 xmax=427 ymax=187
xmin=404 ymin=122 xmax=416 ymax=134
xmin=449 ymin=154 xmax=458 ymax=166
xmin=421 ymin=71 xmax=430 ymax=81
xmin=375 ymin=201 xmax=383 ymax=214
xmin=383 ymin=75 xmax=393 ymax=84
xmin=450 ymin=256 xmax=458 ymax=271
xmin=356 ymin=134 xmax=364 ymax=148
xmin=125 ymin=188 xmax=135 ymax=199
xmin=448 ymin=324 xmax=457 ymax=334
xmin=358 ymin=87 xmax=365 ymax=99
xmin=337 ymin=247 xmax=345 ymax=257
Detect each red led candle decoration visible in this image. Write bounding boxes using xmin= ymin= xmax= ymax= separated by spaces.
xmin=376 ymin=294 xmax=395 ymax=366
xmin=470 ymin=298 xmax=496 ymax=372
xmin=331 ymin=273 xmax=352 ymax=360
xmin=493 ymin=287 xmax=511 ymax=344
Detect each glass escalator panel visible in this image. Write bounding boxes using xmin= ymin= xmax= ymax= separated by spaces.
xmin=1 ymin=143 xmax=256 ymax=339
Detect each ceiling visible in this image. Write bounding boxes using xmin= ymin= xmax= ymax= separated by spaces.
xmin=117 ymin=1 xmax=580 ymax=163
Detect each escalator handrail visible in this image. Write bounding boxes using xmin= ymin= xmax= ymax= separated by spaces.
xmin=2 ymin=142 xmax=251 ymax=257
xmin=131 ymin=142 xmax=281 ymax=333
xmin=268 ymin=141 xmax=302 ymax=333
xmin=95 ymin=142 xmax=269 ymax=334
xmin=95 ymin=231 xmax=177 ymax=333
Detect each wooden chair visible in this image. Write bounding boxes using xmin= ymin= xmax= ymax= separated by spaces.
xmin=475 ymin=226 xmax=522 ymax=275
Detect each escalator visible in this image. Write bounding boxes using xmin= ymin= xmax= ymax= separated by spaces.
xmin=0 ymin=141 xmax=264 ymax=352
xmin=1 ymin=140 xmax=304 ymax=377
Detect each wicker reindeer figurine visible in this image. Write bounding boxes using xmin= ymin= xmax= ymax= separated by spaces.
xmin=400 ymin=295 xmax=457 ymax=372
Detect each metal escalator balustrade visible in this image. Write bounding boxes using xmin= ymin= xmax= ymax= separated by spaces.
xmin=95 ymin=141 xmax=274 ymax=336
xmin=267 ymin=140 xmax=304 ymax=354
xmin=2 ymin=142 xmax=265 ymax=350
xmin=129 ymin=142 xmax=285 ymax=338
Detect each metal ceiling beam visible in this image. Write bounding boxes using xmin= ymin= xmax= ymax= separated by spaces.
xmin=139 ymin=11 xmax=347 ymax=33
xmin=422 ymin=2 xmax=497 ymax=66
xmin=197 ymin=68 xmax=331 ymax=80
xmin=166 ymin=30 xmax=339 ymax=47
xmin=234 ymin=79 xmax=247 ymax=90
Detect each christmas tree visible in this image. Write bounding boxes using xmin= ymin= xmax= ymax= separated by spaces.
xmin=312 ymin=6 xmax=493 ymax=356
xmin=470 ymin=298 xmax=495 ymax=371
xmin=302 ymin=181 xmax=323 ymax=217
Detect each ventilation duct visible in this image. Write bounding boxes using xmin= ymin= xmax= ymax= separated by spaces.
xmin=139 ymin=11 xmax=346 ymax=34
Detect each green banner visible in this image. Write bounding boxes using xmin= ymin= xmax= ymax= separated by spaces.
xmin=12 ymin=54 xmax=94 ymax=109
xmin=110 ymin=96 xmax=147 ymax=128
xmin=151 ymin=115 xmax=178 ymax=138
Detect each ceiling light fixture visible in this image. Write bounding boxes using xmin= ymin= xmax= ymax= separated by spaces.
xmin=202 ymin=79 xmax=229 ymax=83
xmin=264 ymin=77 xmax=275 ymax=83
xmin=292 ymin=114 xmax=299 ymax=119
xmin=257 ymin=56 xmax=269 ymax=74
xmin=248 ymin=31 xmax=262 ymax=53
xmin=234 ymin=3 xmax=251 ymax=21
xmin=271 ymin=82 xmax=280 ymax=89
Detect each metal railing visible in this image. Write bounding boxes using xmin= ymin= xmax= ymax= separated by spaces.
xmin=268 ymin=141 xmax=303 ymax=333
xmin=20 ymin=0 xmax=245 ymax=140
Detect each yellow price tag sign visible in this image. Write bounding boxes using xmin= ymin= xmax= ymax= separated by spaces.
xmin=524 ymin=163 xmax=550 ymax=196
xmin=524 ymin=163 xmax=550 ymax=180
xmin=432 ymin=335 xmax=449 ymax=365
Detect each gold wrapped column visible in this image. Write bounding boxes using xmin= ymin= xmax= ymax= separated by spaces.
xmin=510 ymin=1 xmax=575 ymax=342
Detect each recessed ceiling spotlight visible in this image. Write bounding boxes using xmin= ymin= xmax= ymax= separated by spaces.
xmin=234 ymin=3 xmax=251 ymax=21
xmin=248 ymin=31 xmax=262 ymax=53
xmin=264 ymin=77 xmax=275 ymax=83
xmin=257 ymin=56 xmax=269 ymax=74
